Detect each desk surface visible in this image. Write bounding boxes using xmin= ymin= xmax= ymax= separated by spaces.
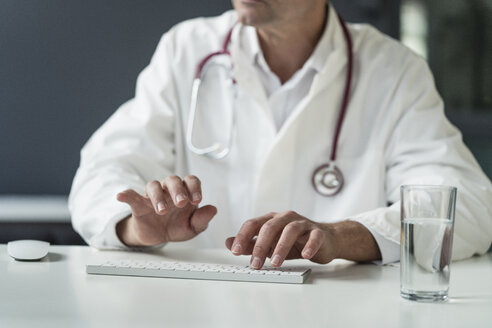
xmin=1 ymin=245 xmax=491 ymax=328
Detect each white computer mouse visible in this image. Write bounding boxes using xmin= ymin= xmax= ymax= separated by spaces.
xmin=7 ymin=240 xmax=50 ymax=261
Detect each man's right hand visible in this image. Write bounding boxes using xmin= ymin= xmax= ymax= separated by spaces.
xmin=115 ymin=175 xmax=217 ymax=247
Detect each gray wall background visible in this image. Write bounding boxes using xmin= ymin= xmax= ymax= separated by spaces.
xmin=0 ymin=0 xmax=403 ymax=196
xmin=0 ymin=1 xmax=231 ymax=195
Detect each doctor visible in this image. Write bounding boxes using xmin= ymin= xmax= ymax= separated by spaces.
xmin=69 ymin=0 xmax=492 ymax=269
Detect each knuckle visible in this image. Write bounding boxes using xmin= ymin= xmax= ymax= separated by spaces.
xmin=285 ymin=210 xmax=298 ymax=217
xmin=164 ymin=175 xmax=181 ymax=184
xmin=285 ymin=221 xmax=303 ymax=233
xmin=275 ymin=242 xmax=290 ymax=252
xmin=260 ymin=221 xmax=276 ymax=234
xmin=235 ymin=232 xmax=248 ymax=241
xmin=146 ymin=182 xmax=162 ymax=197
xmin=300 ymin=219 xmax=310 ymax=226
xmin=242 ymin=219 xmax=258 ymax=230
xmin=146 ymin=180 xmax=159 ymax=189
xmin=277 ymin=210 xmax=297 ymax=220
xmin=276 ymin=212 xmax=289 ymax=220
xmin=291 ymin=221 xmax=304 ymax=229
xmin=311 ymin=229 xmax=326 ymax=246
xmin=165 ymin=177 xmax=186 ymax=194
xmin=184 ymin=175 xmax=200 ymax=183
xmin=317 ymin=258 xmax=331 ymax=265
xmin=312 ymin=228 xmax=324 ymax=238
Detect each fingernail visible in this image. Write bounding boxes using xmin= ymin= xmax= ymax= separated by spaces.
xmin=192 ymin=192 xmax=201 ymax=202
xmin=157 ymin=202 xmax=166 ymax=212
xmin=302 ymin=248 xmax=313 ymax=258
xmin=271 ymin=254 xmax=281 ymax=266
xmin=176 ymin=193 xmax=187 ymax=203
xmin=232 ymin=244 xmax=242 ymax=254
xmin=251 ymin=257 xmax=261 ymax=269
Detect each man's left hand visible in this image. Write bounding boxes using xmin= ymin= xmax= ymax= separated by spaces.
xmin=225 ymin=211 xmax=340 ymax=269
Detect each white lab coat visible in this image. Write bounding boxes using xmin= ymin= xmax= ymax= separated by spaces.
xmin=69 ymin=8 xmax=492 ymax=262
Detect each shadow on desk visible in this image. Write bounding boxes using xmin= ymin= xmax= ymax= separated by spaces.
xmin=44 ymin=252 xmax=66 ymax=262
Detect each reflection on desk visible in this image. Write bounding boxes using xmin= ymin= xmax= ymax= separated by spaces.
xmin=0 ymin=245 xmax=491 ymax=328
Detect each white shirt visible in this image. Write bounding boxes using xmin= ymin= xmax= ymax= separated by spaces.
xmin=241 ymin=25 xmax=326 ymax=130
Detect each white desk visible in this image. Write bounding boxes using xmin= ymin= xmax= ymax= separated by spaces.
xmin=1 ymin=245 xmax=491 ymax=328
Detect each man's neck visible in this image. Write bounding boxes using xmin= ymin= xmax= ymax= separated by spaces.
xmin=256 ymin=6 xmax=327 ymax=84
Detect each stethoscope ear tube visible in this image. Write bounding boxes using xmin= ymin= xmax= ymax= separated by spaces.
xmin=186 ymin=24 xmax=237 ymax=160
xmin=186 ymin=78 xmax=231 ymax=159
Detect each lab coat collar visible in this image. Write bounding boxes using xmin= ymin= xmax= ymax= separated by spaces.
xmin=230 ymin=23 xmax=273 ymax=119
xmin=316 ymin=3 xmax=347 ymax=76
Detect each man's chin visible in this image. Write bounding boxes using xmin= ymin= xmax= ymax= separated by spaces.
xmin=240 ymin=0 xmax=266 ymax=4
xmin=234 ymin=0 xmax=272 ymax=27
xmin=237 ymin=12 xmax=272 ymax=27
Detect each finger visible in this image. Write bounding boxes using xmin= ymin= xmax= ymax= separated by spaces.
xmin=301 ymin=228 xmax=325 ymax=260
xmin=250 ymin=213 xmax=297 ymax=269
xmin=231 ymin=213 xmax=274 ymax=256
xmin=269 ymin=221 xmax=308 ymax=267
xmin=145 ymin=180 xmax=168 ymax=214
xmin=225 ymin=237 xmax=234 ymax=250
xmin=226 ymin=236 xmax=258 ymax=253
xmin=189 ymin=205 xmax=217 ymax=235
xmin=183 ymin=175 xmax=202 ymax=205
xmin=162 ymin=175 xmax=189 ymax=208
xmin=116 ymin=189 xmax=153 ymax=217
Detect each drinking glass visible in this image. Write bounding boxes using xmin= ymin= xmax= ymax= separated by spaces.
xmin=400 ymin=185 xmax=457 ymax=302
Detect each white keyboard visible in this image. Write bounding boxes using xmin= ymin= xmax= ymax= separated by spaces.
xmin=86 ymin=260 xmax=311 ymax=284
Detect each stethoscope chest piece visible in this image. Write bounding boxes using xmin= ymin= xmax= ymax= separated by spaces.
xmin=312 ymin=163 xmax=344 ymax=197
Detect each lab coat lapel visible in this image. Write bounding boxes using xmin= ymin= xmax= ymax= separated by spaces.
xmin=230 ymin=26 xmax=277 ymax=132
xmin=251 ymin=10 xmax=350 ymax=216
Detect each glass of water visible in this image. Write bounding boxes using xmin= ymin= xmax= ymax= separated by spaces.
xmin=400 ymin=185 xmax=457 ymax=302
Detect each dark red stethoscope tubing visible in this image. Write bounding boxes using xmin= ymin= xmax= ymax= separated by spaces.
xmin=194 ymin=23 xmax=236 ymax=80
xmin=194 ymin=14 xmax=353 ymax=166
xmin=330 ymin=14 xmax=353 ymax=162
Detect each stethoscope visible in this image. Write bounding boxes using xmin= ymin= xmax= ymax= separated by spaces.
xmin=187 ymin=13 xmax=353 ymax=197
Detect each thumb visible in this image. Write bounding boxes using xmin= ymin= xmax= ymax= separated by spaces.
xmin=189 ymin=205 xmax=217 ymax=235
xmin=116 ymin=189 xmax=153 ymax=217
